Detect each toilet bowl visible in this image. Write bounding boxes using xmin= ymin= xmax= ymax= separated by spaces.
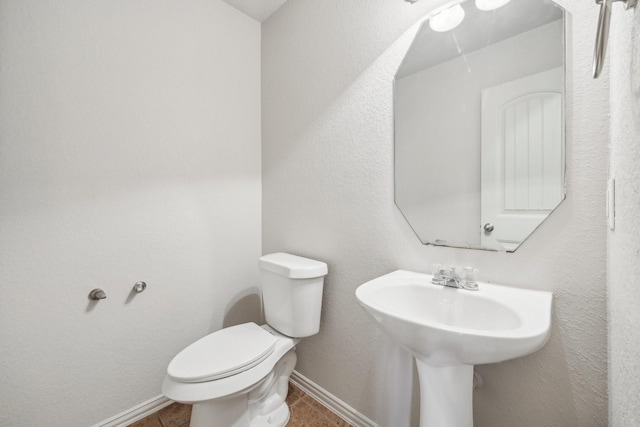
xmin=162 ymin=253 xmax=328 ymax=427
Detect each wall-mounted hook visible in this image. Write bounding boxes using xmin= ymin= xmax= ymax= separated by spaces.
xmin=88 ymin=289 xmax=106 ymax=300
xmin=593 ymin=0 xmax=636 ymax=78
xmin=132 ymin=281 xmax=147 ymax=293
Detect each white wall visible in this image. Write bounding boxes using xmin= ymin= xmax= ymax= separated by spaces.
xmin=262 ymin=0 xmax=608 ymax=425
xmin=395 ymin=20 xmax=563 ymax=246
xmin=608 ymin=5 xmax=640 ymax=425
xmin=0 ymin=1 xmax=261 ymax=426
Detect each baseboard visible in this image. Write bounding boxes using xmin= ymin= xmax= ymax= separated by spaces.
xmin=90 ymin=395 xmax=173 ymax=427
xmin=290 ymin=371 xmax=377 ymax=427
xmin=92 ymin=373 xmax=374 ymax=427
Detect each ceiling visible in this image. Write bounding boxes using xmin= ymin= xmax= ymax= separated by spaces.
xmin=221 ymin=0 xmax=287 ymax=22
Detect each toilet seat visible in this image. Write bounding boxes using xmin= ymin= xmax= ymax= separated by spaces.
xmin=163 ymin=325 xmax=299 ymax=404
xmin=168 ymin=323 xmax=277 ymax=383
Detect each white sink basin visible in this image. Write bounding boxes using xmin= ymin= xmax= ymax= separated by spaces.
xmin=356 ymin=270 xmax=553 ymax=427
xmin=355 ymin=270 xmax=552 ymax=366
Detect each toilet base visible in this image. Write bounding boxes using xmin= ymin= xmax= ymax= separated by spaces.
xmin=188 ymin=349 xmax=297 ymax=427
xmin=191 ymin=400 xmax=290 ymax=427
xmin=248 ymin=402 xmax=289 ymax=427
xmin=191 ymin=394 xmax=251 ymax=427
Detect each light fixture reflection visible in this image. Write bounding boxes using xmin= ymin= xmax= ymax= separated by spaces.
xmin=475 ymin=0 xmax=512 ymax=11
xmin=429 ymin=4 xmax=465 ymax=32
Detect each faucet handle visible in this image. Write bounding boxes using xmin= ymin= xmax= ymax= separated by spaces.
xmin=460 ymin=267 xmax=479 ymax=290
xmin=431 ymin=263 xmax=443 ymax=279
xmin=431 ymin=263 xmax=448 ymax=284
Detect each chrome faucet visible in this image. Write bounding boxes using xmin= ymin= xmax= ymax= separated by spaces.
xmin=431 ymin=266 xmax=478 ymax=291
xmin=432 ymin=266 xmax=460 ymax=287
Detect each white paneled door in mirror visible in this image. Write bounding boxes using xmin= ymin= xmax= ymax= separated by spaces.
xmin=480 ymin=68 xmax=565 ymax=251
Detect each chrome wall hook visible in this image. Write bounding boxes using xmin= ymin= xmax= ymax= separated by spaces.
xmin=88 ymin=289 xmax=107 ymax=300
xmin=593 ymin=0 xmax=636 ymax=78
xmin=132 ymin=281 xmax=147 ymax=293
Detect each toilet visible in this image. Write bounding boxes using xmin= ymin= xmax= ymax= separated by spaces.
xmin=162 ymin=253 xmax=328 ymax=427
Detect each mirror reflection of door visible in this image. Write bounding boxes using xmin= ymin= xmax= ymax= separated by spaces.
xmin=481 ymin=68 xmax=564 ymax=251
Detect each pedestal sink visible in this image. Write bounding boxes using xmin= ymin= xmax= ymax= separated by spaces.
xmin=355 ymin=270 xmax=552 ymax=427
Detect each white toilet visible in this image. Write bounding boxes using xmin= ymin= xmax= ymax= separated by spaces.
xmin=162 ymin=253 xmax=328 ymax=427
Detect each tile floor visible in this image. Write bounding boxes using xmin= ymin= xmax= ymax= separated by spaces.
xmin=128 ymin=382 xmax=353 ymax=427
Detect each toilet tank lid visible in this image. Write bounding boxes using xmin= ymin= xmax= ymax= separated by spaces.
xmin=259 ymin=253 xmax=328 ymax=279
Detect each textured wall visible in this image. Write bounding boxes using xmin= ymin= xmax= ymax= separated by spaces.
xmin=0 ymin=1 xmax=261 ymax=426
xmin=608 ymin=5 xmax=640 ymax=426
xmin=262 ymin=0 xmax=608 ymax=425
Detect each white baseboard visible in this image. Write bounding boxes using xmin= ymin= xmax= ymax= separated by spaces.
xmin=90 ymin=395 xmax=173 ymax=427
xmin=92 ymin=373 xmax=375 ymax=427
xmin=290 ymin=371 xmax=377 ymax=427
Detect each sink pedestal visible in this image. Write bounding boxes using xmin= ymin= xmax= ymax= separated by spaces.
xmin=415 ymin=360 xmax=473 ymax=427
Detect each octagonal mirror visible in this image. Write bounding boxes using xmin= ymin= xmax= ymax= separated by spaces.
xmin=394 ymin=0 xmax=566 ymax=252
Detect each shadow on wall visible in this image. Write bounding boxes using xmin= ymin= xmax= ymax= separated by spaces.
xmin=223 ymin=287 xmax=264 ymax=328
xmin=261 ymin=0 xmax=433 ymax=169
xmin=633 ymin=10 xmax=640 ymax=118
xmin=473 ymin=312 xmax=581 ymax=426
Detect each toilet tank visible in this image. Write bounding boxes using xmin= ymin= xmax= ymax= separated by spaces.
xmin=259 ymin=253 xmax=328 ymax=338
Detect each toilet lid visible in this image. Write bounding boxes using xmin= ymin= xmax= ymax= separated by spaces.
xmin=167 ymin=323 xmax=277 ymax=383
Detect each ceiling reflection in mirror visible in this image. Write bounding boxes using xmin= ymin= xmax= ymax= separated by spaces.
xmin=394 ymin=0 xmax=565 ymax=252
